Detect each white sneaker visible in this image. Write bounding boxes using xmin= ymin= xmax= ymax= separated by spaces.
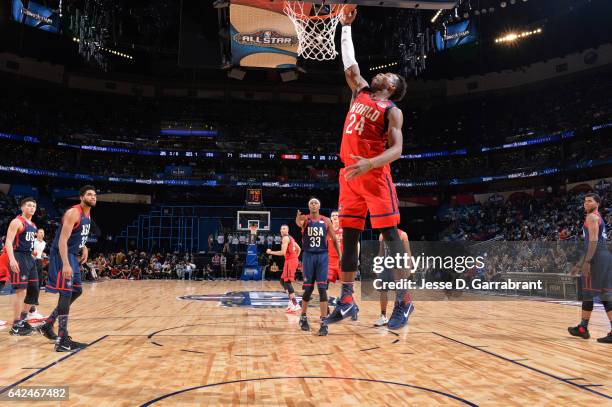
xmin=27 ymin=311 xmax=45 ymax=321
xmin=291 ymin=304 xmax=302 ymax=313
xmin=0 ymin=320 xmax=6 ymax=326
xmin=374 ymin=315 xmax=388 ymax=327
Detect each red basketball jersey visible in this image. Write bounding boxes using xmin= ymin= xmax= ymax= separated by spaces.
xmin=284 ymin=236 xmax=299 ymax=261
xmin=340 ymin=88 xmax=396 ymax=172
xmin=328 ymin=227 xmax=343 ymax=259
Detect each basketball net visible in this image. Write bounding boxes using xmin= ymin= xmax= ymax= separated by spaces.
xmin=283 ymin=1 xmax=347 ymax=61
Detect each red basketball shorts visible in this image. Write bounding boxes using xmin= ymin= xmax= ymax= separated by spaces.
xmin=338 ymin=168 xmax=400 ymax=230
xmin=281 ymin=258 xmax=299 ymax=282
xmin=327 ymin=256 xmax=340 ymax=283
xmin=0 ymin=251 xmax=9 ymax=282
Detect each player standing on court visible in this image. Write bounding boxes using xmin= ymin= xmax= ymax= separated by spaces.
xmin=0 ymin=197 xmax=40 ymax=336
xmin=327 ymin=211 xmax=343 ymax=286
xmin=567 ymin=193 xmax=612 ymax=343
xmin=374 ymin=228 xmax=412 ymax=326
xmin=267 ymin=224 xmax=302 ymax=313
xmin=296 ymin=198 xmax=341 ymax=336
xmin=38 ymin=185 xmax=96 ymax=351
xmin=327 ymin=8 xmax=414 ymax=330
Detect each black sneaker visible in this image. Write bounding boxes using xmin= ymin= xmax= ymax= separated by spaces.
xmin=325 ymin=301 xmax=358 ymax=324
xmin=568 ymin=325 xmax=590 ymax=339
xmin=54 ymin=336 xmax=88 ymax=352
xmin=36 ymin=322 xmax=58 ymax=341
xmin=9 ymin=322 xmax=33 ymax=336
xmin=318 ymin=321 xmax=328 ymax=336
xmin=299 ymin=315 xmax=310 ymax=331
xmin=596 ymin=332 xmax=612 ymax=343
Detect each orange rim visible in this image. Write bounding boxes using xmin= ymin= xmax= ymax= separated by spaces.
xmin=284 ymin=2 xmax=348 ymax=21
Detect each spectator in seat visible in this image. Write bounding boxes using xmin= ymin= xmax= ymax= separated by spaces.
xmin=220 ymin=254 xmax=227 ymax=280
xmin=212 ymin=253 xmax=221 ymax=277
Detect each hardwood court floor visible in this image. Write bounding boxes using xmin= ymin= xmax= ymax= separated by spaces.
xmin=0 ymin=280 xmax=610 ymax=406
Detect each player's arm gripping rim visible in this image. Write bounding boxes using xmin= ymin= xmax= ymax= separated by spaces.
xmin=268 ymin=236 xmax=290 ymax=257
xmin=340 ymin=8 xmax=368 ymax=103
xmin=5 ymin=218 xmax=24 ymax=273
xmin=580 ymin=213 xmax=600 ymax=278
xmin=58 ymin=209 xmax=80 ymax=279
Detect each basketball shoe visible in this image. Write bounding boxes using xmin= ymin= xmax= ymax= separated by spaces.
xmin=299 ymin=315 xmax=310 ymax=331
xmin=374 ymin=314 xmax=388 ymax=327
xmin=55 ymin=336 xmax=88 ymax=352
xmin=387 ymin=301 xmax=414 ymax=330
xmin=36 ymin=321 xmax=58 ymax=340
xmin=568 ymin=325 xmax=590 ymax=339
xmin=597 ymin=332 xmax=612 ymax=343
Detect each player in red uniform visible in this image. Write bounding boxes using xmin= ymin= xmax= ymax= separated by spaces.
xmin=327 ymin=211 xmax=343 ymax=285
xmin=327 ymin=8 xmax=414 ymax=330
xmin=267 ymin=224 xmax=302 ymax=313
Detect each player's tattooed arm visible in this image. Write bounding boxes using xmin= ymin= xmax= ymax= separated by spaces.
xmin=581 ymin=213 xmax=600 ymax=275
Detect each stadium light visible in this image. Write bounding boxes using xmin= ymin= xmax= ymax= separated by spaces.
xmin=431 ymin=9 xmax=443 ymax=23
xmin=495 ymin=28 xmax=542 ymax=44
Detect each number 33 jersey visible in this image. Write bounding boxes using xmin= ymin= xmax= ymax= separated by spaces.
xmin=302 ymin=215 xmax=329 ymax=254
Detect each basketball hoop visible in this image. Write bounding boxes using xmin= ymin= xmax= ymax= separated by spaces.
xmin=283 ymin=1 xmax=350 ymax=61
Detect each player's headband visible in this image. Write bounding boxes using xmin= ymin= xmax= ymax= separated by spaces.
xmin=308 ymin=198 xmax=320 ymax=205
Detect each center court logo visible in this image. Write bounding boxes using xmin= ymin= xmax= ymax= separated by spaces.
xmin=234 ymin=30 xmax=298 ymax=47
xmin=177 ymin=291 xmax=302 ymax=309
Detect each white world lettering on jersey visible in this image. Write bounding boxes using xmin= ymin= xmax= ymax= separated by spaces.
xmin=348 ymin=102 xmax=381 ymax=122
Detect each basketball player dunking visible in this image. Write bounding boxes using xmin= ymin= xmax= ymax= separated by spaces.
xmin=567 ymin=193 xmax=612 ymax=343
xmin=0 ymin=197 xmax=40 ymax=336
xmin=38 ymin=185 xmax=96 ymax=351
xmin=296 ymin=198 xmax=341 ymax=336
xmin=326 ymin=8 xmax=414 ymax=330
xmin=375 ymin=228 xmax=412 ymax=326
xmin=267 ymin=224 xmax=302 ymax=313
